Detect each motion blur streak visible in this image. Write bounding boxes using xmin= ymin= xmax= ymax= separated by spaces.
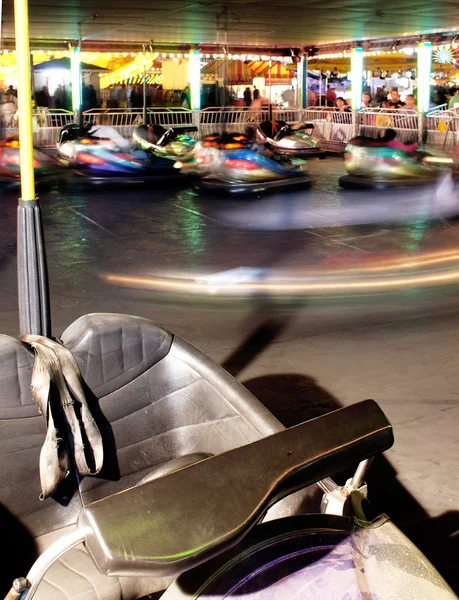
xmin=324 ymin=249 xmax=459 ymax=274
xmin=103 ymin=264 xmax=459 ymax=297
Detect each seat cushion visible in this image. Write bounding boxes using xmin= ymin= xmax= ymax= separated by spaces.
xmin=39 ymin=546 xmax=122 ymax=600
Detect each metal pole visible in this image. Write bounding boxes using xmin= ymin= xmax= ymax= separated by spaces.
xmin=142 ymin=65 xmax=147 ymax=123
xmin=268 ymin=56 xmax=272 ymax=120
xmin=298 ymin=53 xmax=308 ymax=109
xmin=14 ymin=0 xmax=51 ymax=336
xmin=319 ymin=71 xmax=322 ymax=106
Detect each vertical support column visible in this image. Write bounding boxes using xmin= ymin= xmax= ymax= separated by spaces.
xmin=71 ymin=46 xmax=82 ymax=126
xmin=14 ymin=0 xmax=35 ymax=201
xmin=417 ymin=41 xmax=432 ymax=144
xmin=142 ymin=65 xmax=147 ymax=124
xmin=297 ymin=53 xmax=308 ymax=110
xmin=189 ymin=49 xmax=201 ymax=135
xmin=351 ymin=47 xmax=363 ymax=111
xmin=351 ymin=47 xmax=364 ymax=137
xmin=14 ymin=0 xmax=51 ymax=336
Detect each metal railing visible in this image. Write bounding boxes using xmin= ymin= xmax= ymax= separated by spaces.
xmin=1 ymin=109 xmax=75 ymax=148
xmin=301 ymin=108 xmax=354 ymax=145
xmin=198 ymin=107 xmax=303 ymax=137
xmin=32 ymin=109 xmax=74 ymax=148
xmin=358 ymin=108 xmax=419 ymax=143
xmin=426 ymin=108 xmax=459 ymax=148
xmin=4 ymin=105 xmax=459 ymax=150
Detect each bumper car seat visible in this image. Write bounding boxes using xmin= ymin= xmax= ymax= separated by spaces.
xmin=0 ymin=313 xmax=307 ymax=600
xmin=259 ymin=120 xmax=289 ymax=142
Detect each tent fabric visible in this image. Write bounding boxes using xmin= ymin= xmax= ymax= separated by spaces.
xmin=33 ymin=57 xmax=110 ymax=72
xmin=201 ymin=59 xmax=253 ymax=83
xmin=227 ymin=60 xmax=252 ymax=83
xmin=247 ymin=61 xmax=293 ymax=80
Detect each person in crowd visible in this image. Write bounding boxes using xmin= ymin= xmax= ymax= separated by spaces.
xmin=118 ymin=84 xmax=127 ymax=108
xmin=387 ymin=88 xmax=405 ymax=108
xmin=7 ymin=85 xmax=17 ymax=99
xmin=107 ymin=85 xmax=119 ymax=108
xmin=361 ymin=91 xmax=374 ymax=109
xmin=35 ymin=86 xmax=50 ymax=108
xmin=403 ymin=94 xmax=416 ymax=111
xmin=448 ymin=88 xmax=459 ymax=109
xmin=82 ymin=84 xmax=90 ymax=111
xmin=325 ymin=85 xmax=337 ymax=107
xmin=53 ymin=84 xmax=63 ymax=109
xmin=180 ymin=86 xmax=190 ymax=109
xmin=243 ymin=86 xmax=252 ymax=107
xmin=87 ymin=84 xmax=98 ymax=109
xmin=336 ymin=97 xmax=350 ymax=112
xmin=126 ymin=84 xmax=133 ymax=110
xmin=307 ymin=88 xmax=317 ymax=106
xmin=250 ymin=88 xmax=263 ymax=110
xmin=330 ymin=67 xmax=339 ymax=78
xmin=0 ymin=95 xmax=18 ymax=136
xmin=282 ymin=86 xmax=295 ymax=107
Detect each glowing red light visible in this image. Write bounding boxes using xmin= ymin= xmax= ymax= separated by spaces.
xmin=224 ymin=159 xmax=259 ymax=170
xmin=76 ymin=153 xmax=105 ymax=165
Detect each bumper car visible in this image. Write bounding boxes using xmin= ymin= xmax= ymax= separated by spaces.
xmin=4 ymin=130 xmax=457 ymax=600
xmin=56 ymin=123 xmax=183 ymax=181
xmin=176 ymin=132 xmax=311 ymax=194
xmin=132 ymin=123 xmax=198 ymax=159
xmin=0 ymin=137 xmax=57 ymax=186
xmin=256 ymin=120 xmax=325 ymax=157
xmin=339 ymin=131 xmax=453 ymax=189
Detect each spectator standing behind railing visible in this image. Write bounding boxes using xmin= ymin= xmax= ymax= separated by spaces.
xmin=326 ymin=85 xmax=337 ymax=107
xmin=243 ymin=87 xmax=252 ymax=107
xmin=402 ymin=95 xmax=417 ymax=112
xmin=361 ymin=92 xmax=376 ymax=109
xmin=448 ymin=88 xmax=459 ymax=110
xmin=250 ymin=88 xmax=263 ymax=110
xmin=335 ymin=97 xmax=351 ymax=113
xmin=386 ymin=88 xmax=405 ymax=109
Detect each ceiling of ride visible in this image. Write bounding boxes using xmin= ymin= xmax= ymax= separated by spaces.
xmin=2 ymin=0 xmax=459 ymax=49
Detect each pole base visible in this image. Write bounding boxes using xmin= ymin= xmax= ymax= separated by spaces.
xmin=17 ymin=200 xmax=51 ymax=336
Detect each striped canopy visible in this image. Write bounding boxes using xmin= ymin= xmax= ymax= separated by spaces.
xmin=201 ymin=59 xmax=253 ymax=83
xmin=248 ymin=61 xmax=293 ymax=79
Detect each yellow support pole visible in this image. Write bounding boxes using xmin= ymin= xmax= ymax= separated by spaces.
xmin=14 ymin=0 xmax=36 ymax=201
xmin=14 ymin=0 xmax=51 ymax=336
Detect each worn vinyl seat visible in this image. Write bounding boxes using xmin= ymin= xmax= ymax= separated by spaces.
xmin=0 ymin=313 xmax=297 ymax=600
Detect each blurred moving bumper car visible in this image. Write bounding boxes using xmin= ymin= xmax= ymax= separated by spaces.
xmin=0 ymin=137 xmax=57 ymax=186
xmin=256 ymin=120 xmax=325 ymax=158
xmin=57 ymin=123 xmax=183 ymax=181
xmin=175 ymin=132 xmax=311 ymax=194
xmin=339 ymin=131 xmax=454 ymax=189
xmin=132 ymin=124 xmax=198 ymax=159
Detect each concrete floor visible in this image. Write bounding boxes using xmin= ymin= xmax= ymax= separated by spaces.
xmin=1 ymin=157 xmax=459 ymax=591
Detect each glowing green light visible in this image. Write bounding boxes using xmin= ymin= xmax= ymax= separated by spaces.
xmin=351 ymin=48 xmax=363 ymax=110
xmin=71 ymin=47 xmax=81 ymax=112
xmin=417 ymin=42 xmax=432 ymax=114
xmin=189 ymin=50 xmax=201 ymax=111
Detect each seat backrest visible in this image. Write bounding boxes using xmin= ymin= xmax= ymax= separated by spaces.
xmin=0 ymin=315 xmax=173 ymax=539
xmin=259 ymin=120 xmax=288 ymax=140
